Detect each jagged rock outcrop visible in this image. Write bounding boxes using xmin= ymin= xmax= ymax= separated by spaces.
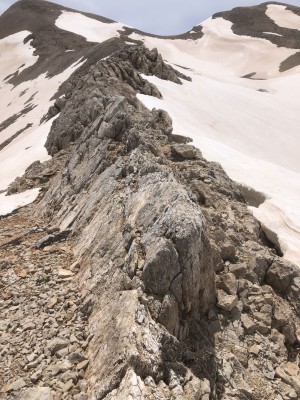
xmin=45 ymin=45 xmax=190 ymax=154
xmin=2 ymin=43 xmax=300 ymax=400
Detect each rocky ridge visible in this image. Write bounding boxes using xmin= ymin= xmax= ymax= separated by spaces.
xmin=1 ymin=44 xmax=300 ymax=400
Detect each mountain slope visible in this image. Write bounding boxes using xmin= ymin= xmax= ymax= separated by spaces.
xmin=1 ymin=1 xmax=300 ymax=399
xmin=126 ymin=3 xmax=300 ymax=266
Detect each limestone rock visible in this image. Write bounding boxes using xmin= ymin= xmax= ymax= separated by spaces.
xmin=217 ymin=290 xmax=238 ymax=311
xmin=47 ymin=338 xmax=70 ymax=355
xmin=17 ymin=387 xmax=53 ymax=400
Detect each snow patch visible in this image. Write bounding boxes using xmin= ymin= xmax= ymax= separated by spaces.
xmin=0 ymin=188 xmax=40 ymax=216
xmin=0 ymin=118 xmax=55 ymax=191
xmin=0 ymin=31 xmax=38 ymax=82
xmin=266 ymin=4 xmax=300 ymax=30
xmin=55 ymin=11 xmax=125 ymax=43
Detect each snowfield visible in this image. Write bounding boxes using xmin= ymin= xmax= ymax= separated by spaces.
xmin=132 ymin=15 xmax=300 ymax=266
xmin=55 ymin=11 xmax=125 ymax=43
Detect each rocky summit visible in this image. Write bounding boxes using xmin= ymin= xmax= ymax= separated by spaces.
xmin=0 ymin=1 xmax=300 ymax=399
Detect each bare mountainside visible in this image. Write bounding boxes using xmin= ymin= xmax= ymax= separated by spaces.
xmin=0 ymin=1 xmax=300 ymax=399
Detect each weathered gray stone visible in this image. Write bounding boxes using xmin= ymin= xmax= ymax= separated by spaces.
xmin=217 ymin=290 xmax=238 ymax=311
xmin=17 ymin=387 xmax=53 ymax=400
xmin=4 ymin=378 xmax=26 ymax=392
xmin=217 ymin=272 xmax=238 ymax=295
xmin=47 ymin=338 xmax=69 ymax=355
xmin=265 ymin=260 xmax=298 ymax=294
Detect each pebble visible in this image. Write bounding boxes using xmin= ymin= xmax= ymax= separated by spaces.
xmin=58 ymin=269 xmax=74 ymax=279
xmin=4 ymin=377 xmax=27 ymax=392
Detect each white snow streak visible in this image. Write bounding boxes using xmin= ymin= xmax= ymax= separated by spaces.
xmin=266 ymin=4 xmax=300 ymax=30
xmin=55 ymin=11 xmax=125 ymax=43
xmin=0 ymin=188 xmax=40 ymax=216
xmin=263 ymin=32 xmax=283 ymax=37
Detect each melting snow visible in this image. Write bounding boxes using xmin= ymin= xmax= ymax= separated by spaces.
xmin=0 ymin=31 xmax=38 ymax=82
xmin=0 ymin=188 xmax=40 ymax=216
xmin=55 ymin=11 xmax=125 ymax=43
xmin=266 ymin=4 xmax=300 ymax=30
xmin=135 ymin=15 xmax=300 ymax=267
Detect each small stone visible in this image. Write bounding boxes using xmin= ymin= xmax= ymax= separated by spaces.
xmin=26 ymin=353 xmax=37 ymax=363
xmin=218 ymin=273 xmax=238 ymax=295
xmin=17 ymin=386 xmax=53 ymax=400
xmin=57 ymin=269 xmax=74 ymax=279
xmin=217 ymin=290 xmax=238 ymax=311
xmin=23 ymin=321 xmax=36 ymax=331
xmin=288 ymin=389 xmax=298 ymax=399
xmin=70 ymin=261 xmax=80 ymax=272
xmin=47 ymin=226 xmax=60 ymax=234
xmin=78 ymin=379 xmax=88 ymax=391
xmin=47 ymin=338 xmax=69 ymax=355
xmin=241 ymin=314 xmax=256 ymax=335
xmin=4 ymin=377 xmax=27 ymax=392
xmin=56 ymin=347 xmax=69 ymax=358
xmin=31 ymin=370 xmax=43 ymax=383
xmin=0 ymin=320 xmax=9 ymax=331
xmin=220 ymin=242 xmax=236 ymax=262
xmin=61 ymin=379 xmax=74 ymax=393
xmin=70 ymin=334 xmax=78 ymax=344
xmin=50 ymin=360 xmax=72 ymax=376
xmin=229 ymin=263 xmax=247 ymax=279
xmin=69 ymin=344 xmax=77 ymax=353
xmin=68 ymin=352 xmax=87 ymax=364
xmin=249 ymin=344 xmax=261 ymax=355
xmin=74 ymin=393 xmax=88 ymax=400
xmin=171 ymin=144 xmax=196 ymax=160
xmin=47 ymin=297 xmax=58 ymax=308
xmin=77 ymin=360 xmax=89 ymax=370
xmin=26 ymin=355 xmax=43 ymax=370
